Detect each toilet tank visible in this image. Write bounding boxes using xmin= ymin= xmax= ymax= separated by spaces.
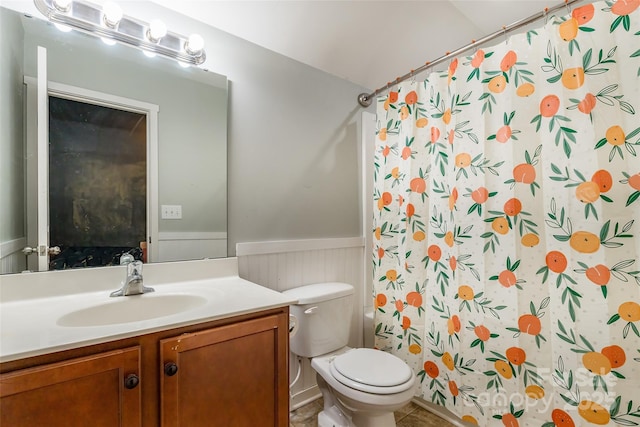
xmin=282 ymin=282 xmax=354 ymax=358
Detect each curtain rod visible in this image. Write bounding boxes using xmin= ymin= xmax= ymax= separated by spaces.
xmin=357 ymin=0 xmax=585 ymax=107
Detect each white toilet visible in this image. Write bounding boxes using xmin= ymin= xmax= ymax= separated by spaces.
xmin=283 ymin=282 xmax=416 ymax=427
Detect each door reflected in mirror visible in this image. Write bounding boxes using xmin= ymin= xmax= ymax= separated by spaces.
xmin=49 ymin=96 xmax=148 ymax=270
xmin=0 ymin=6 xmax=228 ymax=275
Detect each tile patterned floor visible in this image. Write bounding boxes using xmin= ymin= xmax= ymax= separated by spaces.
xmin=290 ymin=398 xmax=457 ymax=427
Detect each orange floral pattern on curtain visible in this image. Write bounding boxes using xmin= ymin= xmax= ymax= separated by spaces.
xmin=373 ymin=1 xmax=640 ymax=426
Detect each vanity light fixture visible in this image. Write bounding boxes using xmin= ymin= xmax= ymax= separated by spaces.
xmin=185 ymin=33 xmax=204 ymax=56
xmin=147 ymin=19 xmax=167 ymax=43
xmin=102 ymin=1 xmax=123 ymax=28
xmin=33 ymin=0 xmax=207 ymax=65
xmin=52 ymin=0 xmax=71 ymax=12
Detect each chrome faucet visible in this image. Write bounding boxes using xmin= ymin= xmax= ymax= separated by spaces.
xmin=110 ymin=254 xmax=154 ymax=297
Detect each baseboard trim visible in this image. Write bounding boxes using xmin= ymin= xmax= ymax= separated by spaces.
xmin=412 ymin=397 xmax=469 ymax=426
xmin=290 ymin=385 xmax=321 ymax=411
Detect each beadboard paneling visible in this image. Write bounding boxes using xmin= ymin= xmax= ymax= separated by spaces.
xmin=237 ymin=237 xmax=364 ymax=408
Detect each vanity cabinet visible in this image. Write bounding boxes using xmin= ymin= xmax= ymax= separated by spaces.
xmin=0 ymin=307 xmax=289 ymax=427
xmin=160 ymin=313 xmax=289 ymax=426
xmin=0 ymin=347 xmax=141 ymax=427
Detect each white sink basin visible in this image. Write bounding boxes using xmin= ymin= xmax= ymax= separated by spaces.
xmin=57 ymin=294 xmax=208 ymax=327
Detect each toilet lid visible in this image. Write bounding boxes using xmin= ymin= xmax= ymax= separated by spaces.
xmin=331 ymin=349 xmax=413 ymax=390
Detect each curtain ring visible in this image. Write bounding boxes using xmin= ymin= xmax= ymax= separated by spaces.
xmin=410 ymin=70 xmax=416 ymax=85
xmin=502 ymin=25 xmax=508 ymax=43
xmin=543 ymin=7 xmax=549 ymax=24
xmin=565 ymin=0 xmax=571 ymax=14
xmin=424 ymin=61 xmax=432 ymax=76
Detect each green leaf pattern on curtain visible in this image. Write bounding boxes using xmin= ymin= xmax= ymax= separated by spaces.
xmin=373 ymin=1 xmax=640 ymax=426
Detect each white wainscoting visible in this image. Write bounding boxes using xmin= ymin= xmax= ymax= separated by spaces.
xmin=0 ymin=237 xmax=27 ymax=275
xmin=156 ymin=232 xmax=227 ymax=262
xmin=236 ymin=237 xmax=365 ymax=409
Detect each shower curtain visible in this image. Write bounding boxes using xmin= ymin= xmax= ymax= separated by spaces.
xmin=372 ymin=1 xmax=639 ymax=426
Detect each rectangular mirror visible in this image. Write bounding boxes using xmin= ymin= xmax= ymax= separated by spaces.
xmin=0 ymin=6 xmax=228 ymax=274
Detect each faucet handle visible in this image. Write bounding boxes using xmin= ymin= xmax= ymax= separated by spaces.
xmin=120 ymin=253 xmax=135 ymax=265
xmin=129 ymin=260 xmax=143 ymax=277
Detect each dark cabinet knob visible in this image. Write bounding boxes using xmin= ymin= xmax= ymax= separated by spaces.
xmin=164 ymin=362 xmax=178 ymax=376
xmin=124 ymin=374 xmax=140 ymax=389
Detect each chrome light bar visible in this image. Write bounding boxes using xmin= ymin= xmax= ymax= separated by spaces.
xmin=33 ymin=0 xmax=207 ymax=65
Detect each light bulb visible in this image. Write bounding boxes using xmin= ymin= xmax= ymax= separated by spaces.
xmin=52 ymin=0 xmax=72 ymax=12
xmin=103 ymin=1 xmax=123 ymax=28
xmin=101 ymin=37 xmax=116 ymax=46
xmin=54 ymin=23 xmax=73 ymax=32
xmin=185 ymin=34 xmax=204 ymax=55
xmin=147 ymin=19 xmax=167 ymax=42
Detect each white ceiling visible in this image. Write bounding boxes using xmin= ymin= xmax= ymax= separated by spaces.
xmin=151 ymin=0 xmax=561 ymax=90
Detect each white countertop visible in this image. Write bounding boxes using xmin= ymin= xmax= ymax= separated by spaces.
xmin=0 ymin=258 xmax=297 ymax=363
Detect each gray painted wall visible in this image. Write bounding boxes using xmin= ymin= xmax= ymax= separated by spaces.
xmin=21 ymin=18 xmax=228 ymax=235
xmin=0 ymin=8 xmax=25 ymax=244
xmin=1 ymin=1 xmax=371 ymax=260
xmin=119 ymin=2 xmax=370 ymax=256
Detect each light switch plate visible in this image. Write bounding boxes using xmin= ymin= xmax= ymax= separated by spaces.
xmin=161 ymin=205 xmax=182 ymax=219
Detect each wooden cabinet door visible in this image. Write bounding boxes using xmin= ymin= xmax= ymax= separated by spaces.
xmin=160 ymin=313 xmax=289 ymax=427
xmin=0 ymin=347 xmax=141 ymax=427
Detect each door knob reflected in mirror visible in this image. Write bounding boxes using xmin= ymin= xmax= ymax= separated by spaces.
xmin=22 ymin=247 xmax=38 ymax=256
xmin=22 ymin=246 xmax=61 ymax=256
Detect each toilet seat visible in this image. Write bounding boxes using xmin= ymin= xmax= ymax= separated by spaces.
xmin=329 ymin=348 xmax=414 ymax=395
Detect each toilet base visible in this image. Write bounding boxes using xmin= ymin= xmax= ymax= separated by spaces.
xmin=351 ymin=412 xmax=396 ymax=427
xmin=318 ymin=406 xmax=351 ymax=427
xmin=318 ymin=407 xmax=396 ymax=427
